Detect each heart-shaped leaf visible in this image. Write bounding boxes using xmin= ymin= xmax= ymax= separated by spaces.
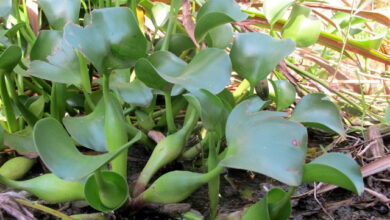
xmin=183 ymin=89 xmax=229 ymax=137
xmin=4 ymin=127 xmax=38 ymax=157
xmin=29 ymin=30 xmax=82 ymax=85
xmin=37 ymin=0 xmax=80 ymax=30
xmin=270 ymin=80 xmax=296 ymax=111
xmin=0 ymin=45 xmax=22 ymax=73
xmin=263 ymin=0 xmax=295 ymax=29
xmin=64 ymin=7 xmax=147 ymax=72
xmin=290 ymin=93 xmax=345 ymax=137
xmin=137 ymin=48 xmax=231 ymax=94
xmin=33 ymin=118 xmax=141 ymax=180
xmin=206 ymin=23 xmax=233 ymax=49
xmin=220 ymin=97 xmax=307 ymax=186
xmin=0 ymin=0 xmax=12 ymax=18
xmin=84 ymin=170 xmax=129 ymax=212
xmin=230 ymin=33 xmax=295 ymax=87
xmin=282 ymin=4 xmax=321 ymax=47
xmin=194 ymin=0 xmax=247 ymax=41
xmin=63 ymin=99 xmax=107 ymax=152
xmin=302 ymin=152 xmax=364 ymax=195
xmin=242 ymin=187 xmax=291 ymax=220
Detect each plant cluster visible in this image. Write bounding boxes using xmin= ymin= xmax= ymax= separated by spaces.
xmin=2 ymin=0 xmax=384 ymax=219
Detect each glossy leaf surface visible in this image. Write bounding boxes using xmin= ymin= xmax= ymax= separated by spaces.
xmin=263 ymin=0 xmax=295 ymax=28
xmin=0 ymin=45 xmax=22 ymax=73
xmin=290 ymin=93 xmax=345 ymax=137
xmin=270 ymin=80 xmax=296 ymax=111
xmin=34 ymin=118 xmax=141 ymax=180
xmin=155 ymin=34 xmax=195 ymax=56
xmin=29 ymin=30 xmax=81 ymax=85
xmin=37 ymin=0 xmax=80 ymax=30
xmin=282 ymin=4 xmax=321 ymax=47
xmin=64 ymin=7 xmax=147 ymax=72
xmin=63 ymin=99 xmax=107 ymax=152
xmin=302 ymin=152 xmax=364 ymax=195
xmin=194 ymin=0 xmax=247 ymax=41
xmin=230 ymin=33 xmax=295 ymax=87
xmin=136 ymin=49 xmax=231 ymax=94
xmin=220 ymin=97 xmax=308 ymax=186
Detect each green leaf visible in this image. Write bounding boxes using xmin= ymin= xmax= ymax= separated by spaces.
xmin=84 ymin=170 xmax=129 ymax=212
xmin=155 ymin=34 xmax=195 ymax=56
xmin=290 ymin=93 xmax=345 ymax=137
xmin=263 ymin=0 xmax=295 ymax=29
xmin=64 ymin=7 xmax=147 ymax=72
xmin=135 ymin=51 xmax=185 ymax=91
xmin=220 ymin=97 xmax=307 ymax=186
xmin=355 ymin=31 xmax=386 ymax=50
xmin=302 ymin=153 xmax=364 ymax=195
xmin=385 ymin=106 xmax=390 ymax=125
xmin=30 ymin=30 xmax=62 ymax=61
xmin=28 ymin=96 xmax=45 ymax=118
xmin=230 ymin=33 xmax=295 ymax=87
xmin=33 ymin=118 xmax=141 ymax=180
xmin=270 ymin=80 xmax=296 ymax=111
xmin=242 ymin=187 xmax=291 ymax=220
xmin=194 ymin=0 xmax=247 ymax=41
xmin=29 ymin=30 xmax=82 ymax=85
xmin=114 ymin=79 xmax=153 ymax=107
xmin=4 ymin=127 xmax=38 ymax=156
xmin=0 ymin=0 xmax=12 ymax=18
xmin=183 ymin=89 xmax=229 ymax=137
xmin=161 ymin=48 xmax=231 ymax=94
xmin=37 ymin=0 xmax=81 ymax=30
xmin=0 ymin=45 xmax=22 ymax=73
xmin=206 ymin=23 xmax=233 ymax=49
xmin=281 ymin=4 xmax=321 ymax=47
xmin=137 ymin=49 xmax=231 ymax=94
xmin=63 ymin=99 xmax=107 ymax=152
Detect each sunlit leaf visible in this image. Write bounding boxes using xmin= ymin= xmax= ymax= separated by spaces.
xmin=282 ymin=4 xmax=321 ymax=47
xmin=195 ymin=0 xmax=247 ymax=41
xmin=0 ymin=0 xmax=12 ymax=19
xmin=290 ymin=93 xmax=345 ymax=137
xmin=263 ymin=0 xmax=295 ymax=29
xmin=302 ymin=153 xmax=364 ymax=195
xmin=37 ymin=0 xmax=80 ymax=30
xmin=220 ymin=97 xmax=307 ymax=186
xmin=64 ymin=7 xmax=147 ymax=72
xmin=230 ymin=33 xmax=295 ymax=87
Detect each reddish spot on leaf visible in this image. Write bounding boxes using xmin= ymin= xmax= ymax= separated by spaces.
xmin=292 ymin=139 xmax=298 ymax=147
xmin=286 ymin=168 xmax=291 ymax=172
xmin=293 ymin=170 xmax=299 ymax=174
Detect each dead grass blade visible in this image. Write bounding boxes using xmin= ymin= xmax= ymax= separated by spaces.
xmin=182 ymin=0 xmax=199 ymax=48
xmin=0 ymin=192 xmax=35 ymax=220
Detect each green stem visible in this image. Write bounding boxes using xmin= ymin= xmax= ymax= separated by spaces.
xmin=0 ymin=73 xmax=18 ymax=132
xmin=22 ymin=0 xmax=36 ymax=40
xmin=208 ymin=132 xmax=219 ymax=220
xmin=82 ymin=87 xmax=96 ymax=110
xmin=99 ymin=0 xmax=104 ymax=8
xmin=106 ymin=0 xmax=111 ymax=7
xmin=285 ymin=60 xmax=385 ymax=123
xmin=202 ymin=166 xmax=224 ymax=183
xmin=270 ymin=186 xmax=297 ymax=219
xmin=12 ymin=0 xmax=35 ymax=45
xmin=160 ymin=0 xmax=177 ymax=51
xmin=233 ymin=79 xmax=250 ymax=103
xmin=4 ymin=74 xmax=37 ymax=126
xmin=163 ymin=90 xmax=176 ymax=133
xmin=22 ymin=78 xmax=43 ymax=95
xmin=125 ymin=121 xmax=154 ymax=150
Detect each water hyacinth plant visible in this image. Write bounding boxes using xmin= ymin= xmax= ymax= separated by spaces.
xmin=2 ymin=0 xmax=388 ymax=218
